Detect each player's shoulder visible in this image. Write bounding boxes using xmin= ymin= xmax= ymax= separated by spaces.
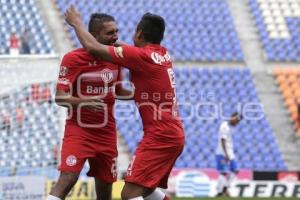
xmin=144 ymin=44 xmax=172 ymax=65
xmin=61 ymin=48 xmax=89 ymax=66
xmin=117 ymin=45 xmax=140 ymax=53
xmin=63 ymin=48 xmax=88 ymax=60
xmin=220 ymin=121 xmax=230 ymax=132
xmin=116 ymin=44 xmax=167 ymax=56
xmin=220 ymin=121 xmax=228 ymax=126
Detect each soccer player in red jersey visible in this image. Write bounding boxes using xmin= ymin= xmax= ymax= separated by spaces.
xmin=65 ymin=6 xmax=185 ymax=200
xmin=47 ymin=13 xmax=132 ymax=200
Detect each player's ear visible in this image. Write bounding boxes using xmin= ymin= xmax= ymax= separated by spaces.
xmin=136 ymin=30 xmax=143 ymax=40
xmin=90 ymin=31 xmax=98 ymax=38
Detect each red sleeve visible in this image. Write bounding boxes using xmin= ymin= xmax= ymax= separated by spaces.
xmin=108 ymin=45 xmax=144 ymax=72
xmin=56 ymin=53 xmax=79 ymax=93
xmin=117 ymin=66 xmax=122 ymax=82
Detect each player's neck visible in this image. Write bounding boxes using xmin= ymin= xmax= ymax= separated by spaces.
xmin=137 ymin=41 xmax=148 ymax=47
xmin=142 ymin=42 xmax=161 ymax=48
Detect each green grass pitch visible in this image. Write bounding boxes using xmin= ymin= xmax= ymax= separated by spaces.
xmin=115 ymin=198 xmax=299 ymax=200
xmin=170 ymin=198 xmax=300 ymax=200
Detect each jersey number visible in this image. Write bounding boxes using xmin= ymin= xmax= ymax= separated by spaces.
xmin=167 ymin=68 xmax=178 ymax=117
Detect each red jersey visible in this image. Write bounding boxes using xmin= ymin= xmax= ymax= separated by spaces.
xmin=57 ymin=48 xmax=121 ymax=134
xmin=109 ymin=44 xmax=184 ymax=143
xmin=9 ymin=36 xmax=19 ymax=49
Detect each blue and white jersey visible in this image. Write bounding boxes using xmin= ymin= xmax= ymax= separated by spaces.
xmin=216 ymin=121 xmax=235 ymax=160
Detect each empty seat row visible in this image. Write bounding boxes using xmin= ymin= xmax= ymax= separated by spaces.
xmin=55 ymin=0 xmax=243 ymax=61
xmin=0 ymin=0 xmax=55 ymax=54
xmin=274 ymin=68 xmax=300 ymax=135
xmin=249 ymin=0 xmax=300 ymax=61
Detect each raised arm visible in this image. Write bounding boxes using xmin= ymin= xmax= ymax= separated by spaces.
xmin=64 ymin=5 xmax=112 ymax=61
xmin=114 ymin=40 xmax=129 ymax=47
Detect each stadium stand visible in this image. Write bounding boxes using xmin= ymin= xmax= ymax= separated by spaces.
xmin=115 ymin=67 xmax=287 ymax=171
xmin=0 ymin=82 xmax=60 ymax=177
xmin=1 ymin=0 xmax=298 ymax=180
xmin=55 ymin=0 xmax=244 ymax=61
xmin=274 ymin=68 xmax=300 ymax=135
xmin=248 ymin=0 xmax=300 ymax=61
xmin=0 ymin=0 xmax=55 ymax=54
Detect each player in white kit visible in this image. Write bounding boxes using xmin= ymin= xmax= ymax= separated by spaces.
xmin=215 ymin=112 xmax=242 ymax=197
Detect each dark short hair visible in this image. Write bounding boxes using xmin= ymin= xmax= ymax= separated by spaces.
xmin=231 ymin=112 xmax=243 ymax=120
xmin=88 ymin=13 xmax=115 ymax=33
xmin=137 ymin=12 xmax=165 ymax=44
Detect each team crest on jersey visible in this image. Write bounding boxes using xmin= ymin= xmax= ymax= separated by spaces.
xmin=66 ymin=155 xmax=77 ymax=166
xmin=59 ymin=66 xmax=69 ymax=76
xmin=100 ymin=69 xmax=114 ymax=83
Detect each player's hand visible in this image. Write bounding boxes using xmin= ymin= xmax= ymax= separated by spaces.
xmin=64 ymin=5 xmax=83 ymax=28
xmin=82 ymin=97 xmax=105 ymax=112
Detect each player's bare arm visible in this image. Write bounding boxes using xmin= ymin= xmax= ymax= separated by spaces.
xmin=114 ymin=40 xmax=128 ymax=47
xmin=64 ymin=5 xmax=113 ymax=61
xmin=114 ymin=69 xmax=134 ymax=100
xmin=115 ymin=86 xmax=134 ymax=100
xmin=221 ymin=138 xmax=230 ymax=162
xmin=55 ymin=89 xmax=104 ymax=111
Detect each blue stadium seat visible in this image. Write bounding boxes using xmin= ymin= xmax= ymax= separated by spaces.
xmin=1 ymin=0 xmax=55 ymax=54
xmin=0 ymin=82 xmax=60 ymax=177
xmin=55 ymin=0 xmax=243 ymax=61
xmin=248 ymin=0 xmax=300 ymax=61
